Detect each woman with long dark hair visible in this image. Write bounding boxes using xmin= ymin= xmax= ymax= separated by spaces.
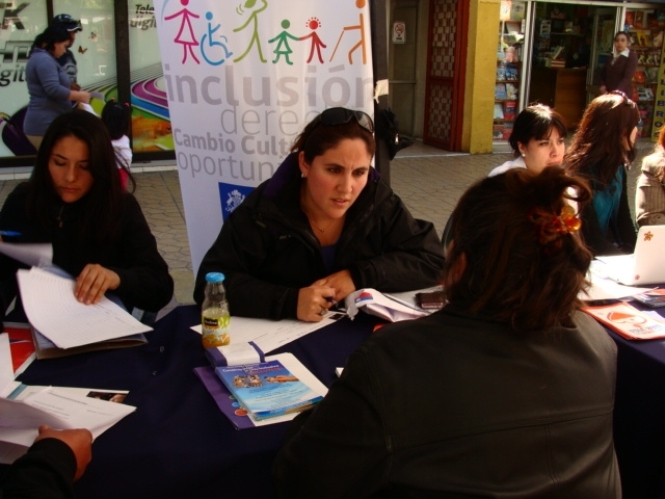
xmin=565 ymin=90 xmax=639 ymax=255
xmin=0 ymin=110 xmax=173 ymax=322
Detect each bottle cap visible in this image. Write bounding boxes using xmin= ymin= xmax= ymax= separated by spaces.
xmin=205 ymin=272 xmax=225 ymax=283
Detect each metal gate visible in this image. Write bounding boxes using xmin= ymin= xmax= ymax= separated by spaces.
xmin=423 ymin=0 xmax=468 ymax=151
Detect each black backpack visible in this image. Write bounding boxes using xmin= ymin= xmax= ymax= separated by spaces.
xmin=375 ymin=107 xmax=414 ymax=160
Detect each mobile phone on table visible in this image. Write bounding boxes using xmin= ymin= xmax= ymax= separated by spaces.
xmin=415 ymin=290 xmax=446 ymax=310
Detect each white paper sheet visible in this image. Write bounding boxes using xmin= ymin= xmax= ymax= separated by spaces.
xmin=191 ymin=311 xmax=347 ymax=354
xmin=0 ymin=387 xmax=136 ymax=463
xmin=345 ymin=288 xmax=429 ymax=322
xmin=17 ymin=267 xmax=152 ymax=349
xmin=581 ymin=263 xmax=652 ymax=301
xmin=0 ymin=243 xmax=52 ymax=267
xmin=0 ymin=335 xmax=15 ymax=396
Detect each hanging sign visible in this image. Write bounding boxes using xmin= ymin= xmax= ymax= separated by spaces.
xmin=392 ymin=22 xmax=406 ymax=44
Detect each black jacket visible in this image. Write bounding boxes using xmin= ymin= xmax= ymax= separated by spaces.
xmin=0 ymin=439 xmax=76 ymax=499
xmin=0 ymin=183 xmax=173 ymax=317
xmin=273 ymin=306 xmax=620 ymax=498
xmin=194 ymin=153 xmax=444 ymax=319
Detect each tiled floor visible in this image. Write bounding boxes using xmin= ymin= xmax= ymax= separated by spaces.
xmin=0 ymin=139 xmax=650 ymax=306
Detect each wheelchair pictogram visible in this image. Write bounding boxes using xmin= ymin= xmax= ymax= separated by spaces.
xmin=200 ymin=11 xmax=233 ymax=66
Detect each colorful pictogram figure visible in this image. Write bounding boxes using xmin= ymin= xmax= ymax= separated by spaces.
xmin=268 ymin=19 xmax=299 ymax=65
xmin=200 ymin=11 xmax=233 ymax=66
xmin=233 ymin=0 xmax=269 ymax=63
xmin=299 ymin=17 xmax=327 ymax=64
xmin=329 ymin=0 xmax=367 ymax=64
xmin=164 ymin=0 xmax=200 ymax=64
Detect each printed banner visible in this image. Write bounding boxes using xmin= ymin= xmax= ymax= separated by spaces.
xmin=153 ymin=0 xmax=374 ymax=273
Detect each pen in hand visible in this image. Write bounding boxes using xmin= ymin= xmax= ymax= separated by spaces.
xmin=0 ymin=230 xmax=21 ymax=237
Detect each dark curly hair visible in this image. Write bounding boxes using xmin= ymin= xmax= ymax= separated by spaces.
xmin=444 ymin=167 xmax=593 ymax=332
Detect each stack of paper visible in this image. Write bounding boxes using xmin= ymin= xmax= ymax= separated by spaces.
xmin=344 ymin=288 xmax=430 ymax=322
xmin=582 ymin=262 xmax=651 ymax=302
xmin=17 ymin=267 xmax=152 ymax=349
xmin=0 ymin=334 xmax=135 ymax=464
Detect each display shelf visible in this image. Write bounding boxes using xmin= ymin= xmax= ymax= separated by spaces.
xmin=494 ymin=19 xmax=522 ymax=142
xmin=626 ymin=10 xmax=665 ymax=138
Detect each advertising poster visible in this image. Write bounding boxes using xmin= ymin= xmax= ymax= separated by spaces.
xmin=128 ymin=1 xmax=174 ymax=152
xmin=0 ymin=3 xmax=46 ymax=158
xmin=0 ymin=2 xmax=117 ymax=160
xmin=153 ymin=0 xmax=374 ymax=272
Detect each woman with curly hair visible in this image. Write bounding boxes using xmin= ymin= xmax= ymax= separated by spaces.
xmin=274 ymin=167 xmax=620 ymax=498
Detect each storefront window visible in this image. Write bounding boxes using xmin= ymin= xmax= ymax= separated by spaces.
xmin=0 ymin=0 xmax=115 ymax=162
xmin=128 ymin=0 xmax=173 ymax=152
xmin=53 ymin=0 xmax=117 ymax=93
xmin=0 ymin=2 xmax=47 ymax=159
xmin=529 ymin=4 xmax=605 ymax=130
xmin=626 ymin=8 xmax=665 ymax=139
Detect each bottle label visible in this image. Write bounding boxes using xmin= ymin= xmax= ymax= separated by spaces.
xmin=202 ymin=314 xmax=230 ymax=347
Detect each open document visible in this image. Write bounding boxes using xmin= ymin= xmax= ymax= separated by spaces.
xmin=0 ymin=388 xmax=136 ymax=464
xmin=0 ymin=337 xmax=135 ymax=464
xmin=345 ymin=288 xmax=432 ymax=322
xmin=17 ymin=267 xmax=152 ymax=349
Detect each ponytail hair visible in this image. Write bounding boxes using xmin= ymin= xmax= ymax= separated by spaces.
xmin=444 ymin=167 xmax=593 ymax=332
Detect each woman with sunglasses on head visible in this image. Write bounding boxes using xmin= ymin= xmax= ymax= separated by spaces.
xmin=565 ymin=91 xmax=639 ymax=256
xmin=274 ymin=168 xmax=620 ymax=498
xmin=194 ymin=108 xmax=444 ymax=322
xmin=0 ymin=110 xmax=173 ymax=326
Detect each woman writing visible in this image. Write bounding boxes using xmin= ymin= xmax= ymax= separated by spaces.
xmin=194 ymin=107 xmax=444 ymax=322
xmin=489 ymin=103 xmax=567 ymax=176
xmin=23 ymin=25 xmax=91 ymax=149
xmin=273 ymin=167 xmax=620 ymax=498
xmin=565 ymin=91 xmax=639 ymax=255
xmin=600 ymin=31 xmax=638 ymax=97
xmin=0 ymin=110 xmax=173 ymax=323
xmin=636 ymin=125 xmax=665 ymax=226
